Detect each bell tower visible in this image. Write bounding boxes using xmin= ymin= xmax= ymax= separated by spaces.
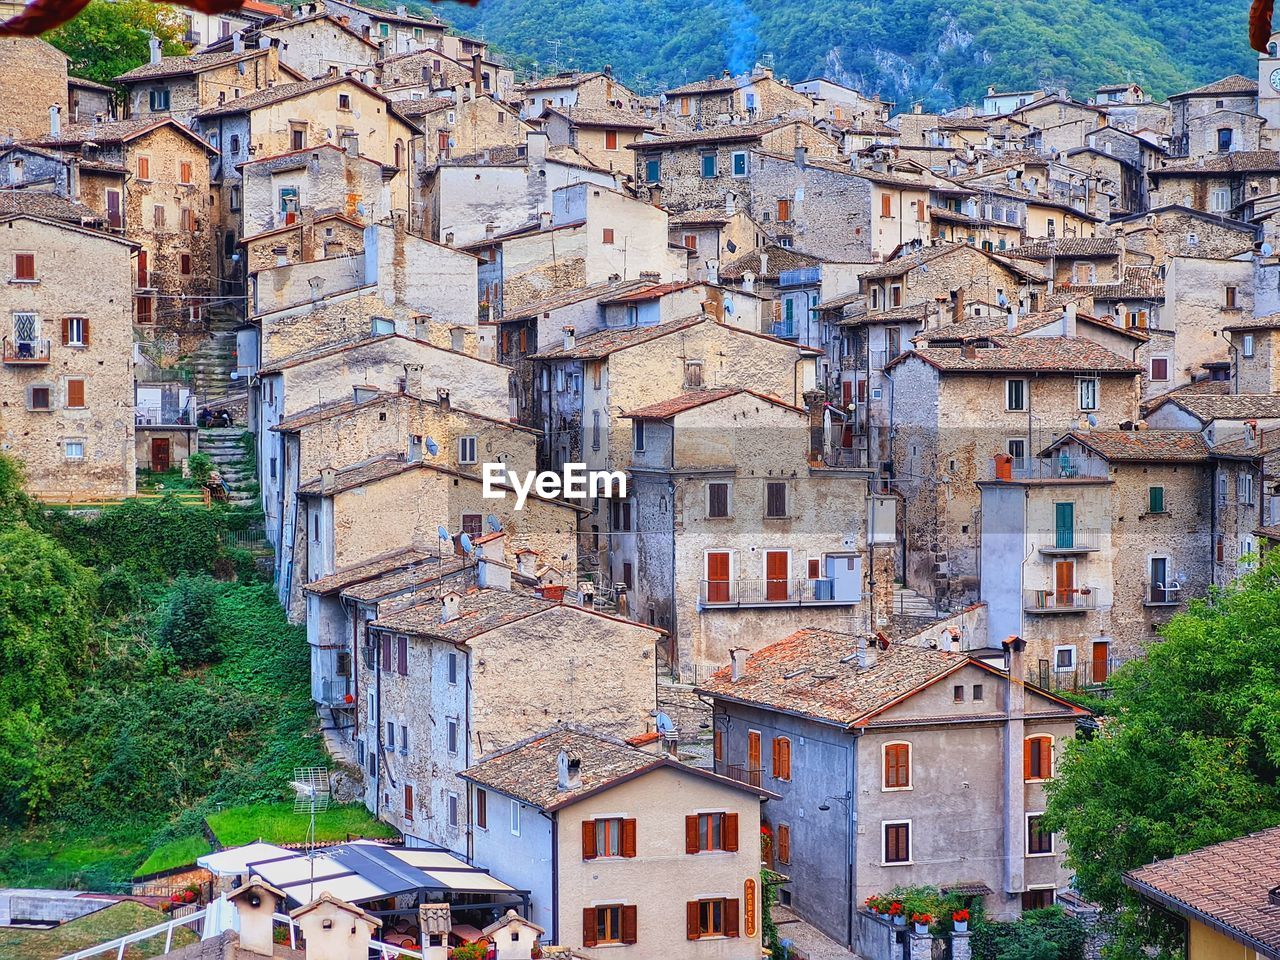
xmin=1258 ymin=34 xmax=1280 ymax=142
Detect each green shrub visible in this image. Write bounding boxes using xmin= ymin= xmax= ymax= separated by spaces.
xmin=187 ymin=453 xmax=213 ymax=486
xmin=99 ymin=568 xmax=145 ymax=617
xmin=153 ymin=576 xmax=222 ymax=667
xmin=971 ymin=908 xmax=1087 ymax=960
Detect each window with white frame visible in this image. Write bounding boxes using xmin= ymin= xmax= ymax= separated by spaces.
xmin=447 ymin=717 xmax=459 ymax=755
xmin=510 ymin=798 xmax=521 ymax=835
xmin=1026 ymin=814 xmax=1054 ymax=856
xmin=1054 ymin=646 xmax=1075 ymax=671
xmin=1243 ymin=334 xmax=1255 ymax=357
xmin=447 ymin=791 xmax=459 ymax=828
xmin=64 ymin=439 xmax=85 ymax=460
xmin=1210 ymin=188 xmax=1231 ymax=213
xmin=1006 ymin=378 xmax=1027 ymax=411
xmin=882 ymin=820 xmax=911 ymax=864
xmin=1077 ymin=377 xmax=1099 ymax=411
xmin=458 ymin=436 xmax=477 ymax=464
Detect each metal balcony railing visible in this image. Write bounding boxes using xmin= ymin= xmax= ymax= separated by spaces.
xmin=779 ymin=265 xmax=822 ymax=287
xmin=1038 ymin=528 xmax=1102 ymax=554
xmin=724 ymin=764 xmax=764 ymax=788
xmin=1030 ymin=657 xmax=1125 ymax=691
xmin=771 ymin=318 xmax=798 ymax=339
xmin=318 ymin=676 xmax=353 ymax=706
xmin=1023 ymin=587 xmax=1097 ymax=613
xmin=2 ymin=337 xmax=50 ymax=364
xmin=991 ymin=455 xmax=1108 ymax=482
xmin=700 ymin=577 xmax=854 ymax=607
xmin=1145 ymin=582 xmax=1183 ymax=606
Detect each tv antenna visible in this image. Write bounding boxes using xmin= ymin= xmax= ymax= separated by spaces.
xmin=289 ymin=767 xmax=331 ymax=902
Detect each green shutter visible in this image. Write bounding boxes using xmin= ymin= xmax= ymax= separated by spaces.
xmin=1055 ymin=503 xmax=1074 ymax=548
xmin=1149 ymin=486 xmax=1164 ymax=513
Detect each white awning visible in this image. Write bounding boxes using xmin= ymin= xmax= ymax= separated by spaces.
xmin=197 ymin=842 xmax=293 ymax=877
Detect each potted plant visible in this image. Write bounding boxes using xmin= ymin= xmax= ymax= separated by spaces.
xmin=864 ymin=895 xmax=887 ymax=915
xmin=889 ymin=902 xmax=905 ymax=926
xmin=912 ymin=913 xmax=933 ymax=935
xmin=952 ymin=909 xmax=970 ymax=933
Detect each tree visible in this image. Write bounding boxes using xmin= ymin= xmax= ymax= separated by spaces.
xmin=1046 ymin=550 xmax=1280 ymax=959
xmin=154 ymin=576 xmax=222 ymax=667
xmin=45 ymin=0 xmax=187 ymax=88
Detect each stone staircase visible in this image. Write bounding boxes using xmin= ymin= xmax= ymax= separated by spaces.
xmin=199 ymin=427 xmax=257 ymax=507
xmin=192 ymin=305 xmax=244 ymax=410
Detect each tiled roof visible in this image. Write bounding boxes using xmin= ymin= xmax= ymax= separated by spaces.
xmin=1069 ymin=265 xmax=1165 ymax=301
xmin=296 ymin=453 xmax=414 ymax=496
xmin=597 ymin=281 xmax=698 ymax=304
xmin=718 ymin=243 xmax=824 ymax=280
xmin=1003 ymin=238 xmax=1120 ymax=259
xmin=1255 ymin=524 xmax=1280 ymax=541
xmin=340 ymin=554 xmax=476 ymax=603
xmin=529 ymin=314 xmax=704 ymax=359
xmin=0 ymin=190 xmax=102 ymax=224
xmin=303 ymin=547 xmax=435 ymax=596
xmin=517 ymin=71 xmax=606 ymax=93
xmin=860 ymin=242 xmax=1044 ymax=282
xmin=621 ymin=387 xmax=803 ymax=420
xmin=496 ymin=278 xmax=651 ymax=323
xmin=697 ymin=628 xmax=967 ymax=726
xmin=1055 ymin=429 xmax=1210 ymax=462
xmin=67 ymin=75 xmax=114 ymax=92
xmin=627 ymin=120 xmax=800 ymax=151
xmin=668 ymin=209 xmax=731 ymax=226
xmin=440 ymin=143 xmax=609 ymax=174
xmin=1209 ymin=432 xmax=1280 ymax=459
xmin=546 ymin=106 xmax=654 ymax=130
xmin=371 ymin=588 xmax=558 ymax=641
xmin=1223 ymin=312 xmax=1280 ymax=331
xmin=28 ymin=116 xmax=213 ymax=150
xmin=664 ymin=75 xmax=740 ymax=96
xmin=387 ymin=97 xmax=453 ymax=119
xmin=115 ymin=50 xmax=267 ymax=82
xmin=196 ymin=77 xmax=354 ymax=118
xmin=1152 ymin=151 xmax=1280 ymax=176
xmin=1162 ymin=394 xmax=1280 ymax=423
xmin=1140 ymin=378 xmax=1231 ymax=416
xmin=1168 ymin=74 xmax=1259 ymax=99
xmin=814 ymin=290 xmax=865 ymax=312
xmin=838 ymin=303 xmax=931 ymax=328
xmin=1125 ymin=826 xmax=1280 ymax=959
xmin=333 ymin=0 xmax=443 ymax=27
xmin=891 ymin=337 xmax=1140 ymax=375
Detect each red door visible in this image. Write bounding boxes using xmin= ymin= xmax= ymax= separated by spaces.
xmin=1054 ymin=560 xmax=1074 ymax=607
xmin=765 ymin=551 xmax=789 ymax=601
xmin=841 ymin=380 xmax=854 ymax=448
xmin=151 ymin=438 xmax=171 ymax=472
xmin=706 ymin=552 xmax=730 ymax=603
xmin=1091 ymin=640 xmax=1110 ymax=683
xmin=106 ymin=189 xmax=122 ymax=230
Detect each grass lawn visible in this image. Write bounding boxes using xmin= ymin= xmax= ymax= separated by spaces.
xmin=0 ymin=820 xmax=159 ymax=890
xmin=133 ymin=836 xmax=213 ymax=878
xmin=206 ymin=802 xmax=396 ymax=847
xmin=0 ymin=901 xmax=197 ymax=960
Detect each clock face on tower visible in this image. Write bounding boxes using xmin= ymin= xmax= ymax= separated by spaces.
xmin=1270 ymin=67 xmax=1280 ymax=92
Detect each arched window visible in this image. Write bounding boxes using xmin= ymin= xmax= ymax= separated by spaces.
xmin=883 ymin=742 xmax=911 ymax=790
xmin=1024 ymin=735 xmax=1054 ymax=781
xmin=394 ymin=139 xmax=403 ymax=169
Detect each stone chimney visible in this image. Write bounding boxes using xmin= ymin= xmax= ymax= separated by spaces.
xmin=396 ymin=3 xmax=407 ymax=14
xmin=1002 ymin=635 xmax=1027 ymax=895
xmin=226 ymin=878 xmax=286 ymax=957
xmin=729 ymin=647 xmax=747 ymax=682
xmin=515 ymin=548 xmax=538 ymax=578
xmin=292 ymin=894 xmax=379 ymax=960
xmin=319 ymin=467 xmax=336 ymax=495
xmin=1063 ymin=301 xmax=1078 ymax=338
xmin=1006 ymin=306 xmax=1017 ymax=333
xmin=403 ymin=363 xmax=424 ymax=397
xmin=1245 ymin=419 xmax=1259 ymax=449
xmin=232 ymin=30 xmax=244 ymax=53
xmin=759 ymin=251 xmax=769 ymax=277
xmin=538 ymin=210 xmax=552 ymax=230
xmin=419 ymin=903 xmax=452 ymax=960
xmin=441 ymin=590 xmax=462 ymax=623
xmin=562 ymin=325 xmax=576 ymax=351
xmin=557 ymin=749 xmax=583 ymax=790
xmin=478 ymin=553 xmax=511 ymax=590
xmin=961 ymin=340 xmax=978 ymax=361
xmin=953 ymin=287 xmax=966 ymax=323
xmin=803 ymin=388 xmax=825 ymax=463
xmin=48 ymin=104 xmax=60 ymax=138
xmin=472 ymin=52 xmax=484 ymax=91
xmin=724 ymin=191 xmax=736 ymax=216
xmin=856 ymin=634 xmax=880 ymax=669
xmin=649 ymin=182 xmax=663 ymax=208
xmin=436 ymin=387 xmax=450 ymax=411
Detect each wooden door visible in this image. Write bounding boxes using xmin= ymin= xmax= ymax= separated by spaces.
xmin=747 ymin=730 xmax=761 ymax=783
xmin=841 ymin=380 xmax=854 ymax=448
xmin=1054 ymin=502 xmax=1074 ymax=549
xmin=1091 ymin=641 xmax=1110 ymax=684
xmin=151 ymin=437 xmax=171 ymax=472
xmin=765 ymin=551 xmax=789 ymax=601
xmin=706 ymin=551 xmax=730 ymax=603
xmin=106 ymin=189 xmax=122 ymax=230
xmin=1054 ymin=560 xmax=1074 ymax=606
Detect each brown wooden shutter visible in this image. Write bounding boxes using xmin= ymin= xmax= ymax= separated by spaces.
xmin=686 ymin=901 xmax=700 ymax=940
xmin=396 ymin=635 xmax=408 ymax=675
xmin=380 ymin=632 xmax=391 ymax=671
xmin=81 ymin=317 xmax=90 ymax=345
xmin=621 ymin=818 xmax=637 ymax=858
xmin=713 ymin=730 xmax=723 ymax=765
xmin=1023 ymin=737 xmax=1032 ymax=780
xmin=780 ymin=738 xmax=791 ymax=780
xmin=685 ymin=815 xmax=700 ymax=854
xmin=621 ymin=904 xmax=637 ymax=944
xmin=67 ymin=379 xmax=85 ymax=408
xmin=582 ymin=908 xmax=597 ymax=948
xmin=725 ymin=899 xmax=740 ymax=938
xmin=778 ymin=823 xmax=790 ymax=864
xmin=1039 ymin=738 xmax=1053 ymax=778
xmin=582 ymin=820 xmax=597 ymax=860
xmin=60 ymin=317 xmax=69 ymax=346
xmin=723 ymin=812 xmax=739 ymax=852
xmin=771 ymin=737 xmax=780 ymax=778
xmin=476 ymin=788 xmax=487 ymax=829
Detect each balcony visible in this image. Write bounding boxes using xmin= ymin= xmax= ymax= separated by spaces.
xmin=1144 ymin=582 xmax=1183 ymax=607
xmin=771 ymin=318 xmax=798 ymax=339
xmin=1023 ymin=588 xmax=1097 ymax=613
xmin=317 ymin=676 xmax=353 ymax=706
xmin=724 ymin=764 xmax=764 ymax=788
xmin=2 ymin=337 xmax=51 ymax=364
xmin=990 ymin=455 xmax=1108 ymax=482
xmin=1037 ymin=528 xmax=1101 ymax=555
xmin=700 ymin=577 xmax=856 ymax=608
xmin=1030 ymin=658 xmax=1124 ymax=691
xmin=779 ymin=265 xmax=822 ymax=287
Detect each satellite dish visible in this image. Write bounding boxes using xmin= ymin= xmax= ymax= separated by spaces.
xmin=1006 ymin=168 xmax=1017 ymax=181
xmin=726 ymin=240 xmax=737 ymax=253
xmin=1263 ymin=242 xmax=1275 ymax=257
xmin=655 ymin=712 xmax=674 ymax=735
xmin=997 ymin=292 xmax=1008 ymax=307
xmin=438 ymin=525 xmax=450 ymax=541
xmin=459 ymin=532 xmax=474 ymax=554
xmin=1087 ymin=413 xmax=1098 ymax=427
xmin=425 ymin=437 xmax=439 ymax=456
xmin=487 ymin=514 xmax=502 ymax=532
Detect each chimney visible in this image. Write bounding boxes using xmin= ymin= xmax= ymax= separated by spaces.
xmin=293 ymin=894 xmax=378 ymax=960
xmin=803 ymin=388 xmax=825 ymax=462
xmin=759 ymin=251 xmax=769 ymax=277
xmin=515 ymin=548 xmax=538 ymax=578
xmin=227 ymin=879 xmax=285 ymax=957
xmin=557 ymin=749 xmax=583 ymax=790
xmin=724 ymin=191 xmax=736 ymax=216
xmin=441 ymin=591 xmax=462 ymax=623
xmin=436 ymin=387 xmax=450 ymax=411
xmin=961 ymin=341 xmax=978 ymax=361
xmin=396 ymin=3 xmax=407 ymax=13
xmin=1063 ymin=301 xmax=1078 ymax=338
xmin=478 ymin=553 xmax=511 ymax=590
xmin=485 ymin=222 xmax=495 ymax=239
xmin=1006 ymin=306 xmax=1017 ymax=333
xmin=471 ymin=52 xmax=484 ymax=91
xmin=539 ymin=210 xmax=552 ymax=230
xmin=149 ymin=35 xmax=162 ymax=65
xmin=794 ymin=145 xmax=807 ymax=169
xmin=259 ymin=34 xmax=271 ymax=49
xmin=649 ymin=182 xmax=664 ymax=208
xmin=1001 ymin=635 xmax=1027 ymax=894
xmin=856 ymin=634 xmax=881 ymax=669
xmin=948 ymin=627 xmax=961 ymax=653
xmin=403 ymin=363 xmax=423 ymax=397
xmin=48 ymin=104 xmax=60 ymax=138
xmin=952 ymin=287 xmax=966 ymax=323
xmin=419 ymin=903 xmax=452 ymax=960
xmin=319 ymin=467 xmax=336 ymax=494
xmin=729 ymin=647 xmax=747 ymax=682
xmin=232 ymin=30 xmax=244 ymax=53
xmin=562 ymin=325 xmax=576 ymax=351
xmin=1245 ymin=419 xmax=1259 ymax=449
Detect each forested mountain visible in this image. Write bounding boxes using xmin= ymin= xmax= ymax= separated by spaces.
xmin=426 ymin=0 xmax=1256 ymax=109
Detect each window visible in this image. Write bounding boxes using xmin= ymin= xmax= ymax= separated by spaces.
xmin=684 ymin=359 xmax=703 ymax=388
xmin=229 ymin=134 xmax=240 ymax=154
xmin=396 ymin=634 xmax=407 ymax=675
xmin=136 ymin=155 xmax=151 ymax=181
xmin=64 ymin=439 xmax=85 ymax=460
xmin=1244 ymin=334 xmax=1255 ymax=357
xmin=1217 ymin=127 xmax=1233 ymax=152
xmin=632 ymin=420 xmax=645 ymax=452
xmin=181 ymin=206 xmax=197 ymax=232
xmin=776 ymin=823 xmax=791 ymax=864
xmin=338 ymin=93 xmax=351 ymax=110
xmin=585 ymin=905 xmax=637 ymax=946
xmin=1023 ymin=889 xmax=1056 ymax=911
xmin=400 ymin=724 xmax=409 ymax=754
xmin=1055 ymin=645 xmax=1075 ymax=671
xmin=1025 ymin=735 xmax=1053 ymax=781
xmin=953 ymin=684 xmax=965 ymax=703
xmin=404 ymin=784 xmax=414 ymax=821
xmin=765 ymin=482 xmax=787 ymax=518
xmin=731 ymin=151 xmax=748 ymax=176
xmin=1007 ymin=438 xmax=1026 ymax=464
xmin=583 ymin=817 xmax=636 ymax=859
xmin=178 ymin=161 xmax=193 ymax=185
xmin=13 ymin=253 xmax=35 ymax=281
xmin=462 ymin=514 xmax=482 ymax=537
xmin=621 ymin=562 xmax=633 ymax=589
xmin=602 ymin=227 xmax=615 ymax=244
xmin=1047 ymin=217 xmax=1056 ymax=238
xmin=66 ymin=378 xmax=85 ymax=409
xmin=62 ymin=317 xmax=87 ymax=347
xmin=707 ymin=482 xmax=729 ymax=518
xmin=510 ymin=799 xmax=520 ymax=835
xmin=291 ymin=127 xmax=305 ymax=151
xmin=880 ymin=193 xmax=891 ymax=217
xmin=701 ymin=153 xmax=716 ymax=178
xmin=447 ymin=651 xmax=458 ymax=684
xmin=1150 ymin=356 xmax=1170 ymax=381
xmin=1077 ymin=378 xmax=1098 ymax=411
xmin=612 ymin=499 xmax=633 ymax=532
xmin=28 ymin=385 xmax=50 ymax=411
xmin=229 ymin=185 xmax=241 ymax=211
xmin=148 ymin=89 xmax=169 ymax=112
xmin=686 ymin=899 xmax=739 ymax=940
xmin=179 ymin=253 xmax=192 ymax=276
xmin=645 ymin=158 xmax=660 ymax=183
xmin=973 ymin=684 xmax=984 ymax=701
xmin=777 ymin=198 xmax=791 ymax=222
xmin=884 ymin=743 xmax=911 ymax=790
xmin=458 ymin=436 xmax=477 ymax=464
xmin=475 ymin=788 xmax=488 ymax=829
xmin=378 ymin=21 xmax=389 ymax=35
xmin=386 ymin=721 xmax=396 ymax=750
xmin=1226 ymin=286 xmax=1238 ymax=308
xmin=685 ymin=812 xmax=738 ymax=853
xmin=771 ymin=736 xmax=791 ymax=781
xmin=1006 ymin=378 xmax=1027 ymax=411
xmin=153 ymin=204 xmax=166 ymax=229
xmin=883 ymin=821 xmax=911 ymax=864
xmin=447 ymin=792 xmax=459 ymax=828
xmin=1148 ymin=485 xmax=1165 ymax=514
xmin=1027 ymin=815 xmax=1054 ymax=856
xmin=447 ymin=717 xmax=458 ymax=755
xmin=604 ymin=129 xmax=618 ymax=150
xmin=1240 ymin=472 xmax=1255 ymax=505
xmin=1210 ymin=188 xmax=1231 ymax=212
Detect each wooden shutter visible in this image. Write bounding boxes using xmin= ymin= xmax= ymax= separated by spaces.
xmin=777 ymin=823 xmax=790 ymax=864
xmin=81 ymin=317 xmax=90 ymax=345
xmin=1023 ymin=737 xmax=1033 ymax=780
xmin=1039 ymin=738 xmax=1052 ymax=778
xmin=582 ymin=820 xmax=597 ymax=860
xmin=67 ymin=379 xmax=85 ymax=408
xmin=396 ymin=635 xmax=408 ymax=675
xmin=686 ymin=901 xmax=700 ymax=940
xmin=582 ymin=908 xmax=598 ymax=948
xmin=881 ymin=193 xmax=891 ymax=217
xmin=685 ymin=815 xmax=700 ymax=854
xmin=476 ymin=788 xmax=487 ymax=829
xmin=771 ymin=737 xmax=781 ymax=778
xmin=713 ymin=730 xmax=723 ymax=764
xmin=380 ymin=633 xmax=391 ymax=671
xmin=60 ymin=317 xmax=70 ymax=345
xmin=621 ymin=904 xmax=637 ymax=944
xmin=621 ymin=818 xmax=637 ymax=858
xmin=723 ymin=812 xmax=739 ymax=852
xmin=724 ymin=899 xmax=740 ymax=938
xmin=780 ymin=738 xmax=791 ymax=780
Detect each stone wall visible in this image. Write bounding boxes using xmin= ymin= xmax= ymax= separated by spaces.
xmin=0 ymin=38 xmax=67 ymax=143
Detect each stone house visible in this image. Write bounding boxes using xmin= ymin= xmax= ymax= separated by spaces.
xmin=1003 ymin=95 xmax=1105 ymax=152
xmin=463 ymin=727 xmax=771 ymax=955
xmin=541 ymin=107 xmax=655 ymax=176
xmin=0 ymin=205 xmax=137 ymax=498
xmin=819 ymin=117 xmax=899 ymax=156
xmin=792 ymin=79 xmax=893 ymax=124
xmin=668 ymin=208 xmax=767 ymax=282
xmin=699 ymin=632 xmax=1087 ymax=946
xmin=619 ymin=387 xmax=871 ymax=680
xmin=979 ymin=429 xmax=1213 ymax=679
xmin=115 ymin=42 xmax=295 ymax=127
xmin=884 ymin=328 xmax=1141 ymax=602
xmin=67 ymin=78 xmax=115 ymax=125
xmin=628 ymin=120 xmax=838 ymax=216
xmin=1001 ymin=237 xmax=1123 ymax=290
xmin=27 ymin=117 xmax=219 ymax=337
xmin=857 ymin=242 xmax=1044 ymax=320
xmin=716 ymin=244 xmax=826 ymax=306
xmin=515 ymin=70 xmax=642 ymax=121
xmin=663 ymin=66 xmax=812 ymax=127
xmin=0 ymin=38 xmax=68 ymax=143
xmin=743 ymin=151 xmax=875 ymax=262
xmin=242 ymin=211 xmax=367 ymax=271
xmin=399 ymin=93 xmax=530 ymax=172
xmin=201 ymin=10 xmax=381 ymax=81
xmin=176 ymin=0 xmax=279 ymax=48
xmin=379 ymin=48 xmax=514 ymax=103
xmin=308 ymin=0 xmax=446 ymax=57
xmin=1148 ymin=151 xmax=1280 ymax=217
xmin=363 ymin=594 xmax=658 ymax=849
xmin=1112 ymin=206 xmax=1258 ymax=266
xmin=1225 ymin=313 xmax=1280 ymax=393
xmin=424 ymin=131 xmax=619 ymax=247
xmin=1166 ymin=75 xmax=1261 ymax=157
xmin=1208 ymin=428 xmax=1278 ymax=586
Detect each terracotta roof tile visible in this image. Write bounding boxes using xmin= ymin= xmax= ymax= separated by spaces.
xmin=371 ymin=588 xmax=558 ymax=641
xmin=495 ymin=278 xmax=651 ymax=323
xmin=0 ymin=190 xmax=103 ymax=224
xmin=196 ymin=77 xmax=362 ymax=119
xmin=1003 ymin=238 xmax=1120 ymax=259
xmin=1125 ymin=826 xmax=1280 ymax=957
xmin=597 ymin=281 xmax=698 ymax=304
xmin=668 ymin=209 xmax=732 ymax=226
xmin=303 ymin=547 xmax=436 ymax=596
xmin=516 ymin=71 xmax=607 ymax=93
xmin=115 ymin=49 xmax=267 ymax=82
xmin=1068 ymin=265 xmax=1165 ymax=301
xmin=627 ymin=120 xmax=804 ymax=151
xmin=1054 ymin=429 xmax=1210 ymax=462
xmin=621 ymin=387 xmax=803 ymax=419
xmin=892 ymin=337 xmax=1139 ymax=375
xmin=546 ymin=106 xmax=654 ymax=130
xmin=1224 ymin=312 xmax=1280 ymax=331
xmin=718 ymin=243 xmax=824 ymax=280
xmin=1168 ymin=74 xmax=1259 ymax=99
xmin=1161 ymin=394 xmax=1280 ymax=423
xmin=1152 ymin=150 xmax=1280 ymax=176
xmin=529 ymin=314 xmax=704 ymax=360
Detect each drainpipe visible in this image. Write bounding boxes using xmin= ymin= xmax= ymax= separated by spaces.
xmin=550 ymin=814 xmax=560 ymax=944
xmin=845 ymin=728 xmax=860 ymax=948
xmin=461 ymin=641 xmax=474 ymax=864
xmin=1216 ymin=328 xmax=1239 ymax=393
